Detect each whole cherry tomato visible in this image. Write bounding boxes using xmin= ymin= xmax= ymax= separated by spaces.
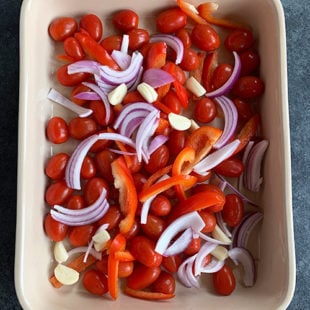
xmin=211 ymin=63 xmax=233 ymax=90
xmin=150 ymin=194 xmax=172 ymax=217
xmin=180 ymin=48 xmax=199 ymax=71
xmin=89 ymin=99 xmax=115 ymax=126
xmin=232 ymin=76 xmax=265 ymax=99
xmin=118 ymin=261 xmax=134 ymax=278
xmin=97 ymin=205 xmax=121 ymax=230
xmin=63 ymin=37 xmax=84 ymax=60
xmin=141 ymin=214 xmax=166 ymax=240
xmin=66 ymin=195 xmax=85 ymax=210
xmin=144 ymin=145 xmax=170 ymax=174
xmin=100 ymin=35 xmax=122 ymax=53
xmin=127 ymin=28 xmax=150 ymax=50
xmin=94 ymin=149 xmax=117 ymax=182
xmin=126 ymin=264 xmax=161 ymax=290
xmin=233 ymin=98 xmax=254 ymax=121
xmin=162 ymin=62 xmax=186 ymax=84
xmin=214 ymin=157 xmax=244 ymax=177
xmin=80 ymin=14 xmax=103 ymax=41
xmin=46 ymin=117 xmax=69 ymax=144
xmin=56 ymin=64 xmax=89 ymax=87
xmin=129 ymin=235 xmax=162 ymax=267
xmin=123 ymin=219 xmax=140 ymax=239
xmin=156 ymin=8 xmax=187 ymax=34
xmin=45 ymin=180 xmax=73 ymax=206
xmin=113 ymin=10 xmax=139 ymax=32
xmin=81 ymin=155 xmax=96 ymax=179
xmin=222 ymin=194 xmax=244 ymax=227
xmin=176 ymin=28 xmax=192 ymax=49
xmin=198 ymin=210 xmax=216 ymax=233
xmin=68 ymin=224 xmax=95 ymax=247
xmin=191 ymin=24 xmax=220 ymax=51
xmin=167 ymin=130 xmax=188 ymax=158
xmin=68 ymin=117 xmax=97 ymax=140
xmin=213 ymin=264 xmax=236 ymax=295
xmin=89 ymin=129 xmax=112 ymax=153
xmin=193 ymin=97 xmax=217 ymax=123
xmin=224 ymin=29 xmax=254 ymax=53
xmin=48 ymin=17 xmax=78 ymax=41
xmin=44 ymin=213 xmax=68 ymax=241
xmin=184 ymin=237 xmax=201 ymax=256
xmin=45 ymin=153 xmax=69 ymax=180
xmin=239 ymin=49 xmax=260 ymax=76
xmin=162 ymin=90 xmax=182 ymax=114
xmin=152 ymin=271 xmax=175 ymax=295
xmin=82 ymin=269 xmax=108 ymax=295
xmin=83 ymin=177 xmax=109 ymax=205
xmin=162 ymin=254 xmax=182 ymax=273
xmin=132 ymin=172 xmax=147 ymax=192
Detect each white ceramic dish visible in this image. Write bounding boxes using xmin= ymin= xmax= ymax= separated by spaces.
xmin=16 ymin=0 xmax=295 ymax=309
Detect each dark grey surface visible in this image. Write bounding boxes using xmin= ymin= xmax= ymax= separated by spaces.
xmin=0 ymin=0 xmax=308 ymax=309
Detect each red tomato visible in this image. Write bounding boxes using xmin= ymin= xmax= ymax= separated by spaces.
xmin=48 ymin=17 xmax=78 ymax=41
xmin=180 ymin=48 xmax=199 ymax=71
xmin=68 ymin=117 xmax=97 ymax=140
xmin=46 ymin=117 xmax=69 ymax=144
xmin=68 ymin=224 xmax=95 ymax=247
xmin=162 ymin=254 xmax=182 ymax=273
xmin=122 ymin=90 xmax=145 ymax=105
xmin=162 ymin=90 xmax=182 ymax=114
xmin=233 ymin=98 xmax=254 ymax=121
xmin=118 ymin=261 xmax=134 ymax=278
xmin=129 ymin=235 xmax=162 ymax=267
xmin=126 ymin=264 xmax=161 ymax=290
xmin=94 ymin=149 xmax=117 ymax=182
xmin=176 ymin=28 xmax=192 ymax=48
xmin=113 ymin=10 xmax=139 ymax=32
xmin=141 ymin=214 xmax=166 ymax=240
xmin=184 ymin=237 xmax=201 ymax=256
xmin=100 ymin=35 xmax=122 ymax=53
xmin=45 ymin=180 xmax=73 ymax=206
xmin=232 ymin=76 xmax=265 ymax=99
xmin=82 ymin=269 xmax=108 ymax=295
xmin=97 ymin=205 xmax=121 ymax=230
xmin=167 ymin=130 xmax=188 ymax=158
xmin=80 ymin=14 xmax=103 ymax=41
xmin=198 ymin=210 xmax=216 ymax=233
xmin=66 ymin=195 xmax=85 ymax=210
xmin=156 ymin=8 xmax=187 ymax=34
xmin=222 ymin=194 xmax=244 ymax=227
xmin=132 ymin=172 xmax=147 ymax=192
xmin=224 ymin=29 xmax=254 ymax=53
xmin=83 ymin=177 xmax=109 ymax=205
xmin=152 ymin=271 xmax=175 ymax=295
xmin=81 ymin=155 xmax=96 ymax=179
xmin=150 ymin=194 xmax=172 ymax=217
xmin=211 ymin=63 xmax=233 ymax=90
xmin=214 ymin=158 xmax=244 ymax=177
xmin=128 ymin=28 xmax=150 ymax=50
xmin=45 ymin=153 xmax=69 ymax=180
xmin=56 ymin=64 xmax=89 ymax=86
xmin=63 ymin=37 xmax=84 ymax=60
xmin=144 ymin=145 xmax=170 ymax=174
xmin=213 ymin=264 xmax=236 ymax=295
xmin=193 ymin=97 xmax=217 ymax=123
xmin=123 ymin=219 xmax=140 ymax=239
xmin=44 ymin=213 xmax=68 ymax=241
xmin=70 ymin=83 xmax=91 ymax=106
xmin=191 ymin=24 xmax=220 ymax=51
xmin=162 ymin=62 xmax=186 ymax=84
xmin=239 ymin=50 xmax=260 ymax=76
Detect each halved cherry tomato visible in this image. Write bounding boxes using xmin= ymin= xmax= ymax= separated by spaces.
xmin=44 ymin=213 xmax=68 ymax=241
xmin=222 ymin=194 xmax=244 ymax=227
xmin=45 ymin=153 xmax=69 ymax=180
xmin=156 ymin=8 xmax=187 ymax=34
xmin=80 ymin=14 xmax=103 ymax=41
xmin=46 ymin=117 xmax=69 ymax=144
xmin=145 ymin=42 xmax=167 ymax=69
xmin=213 ymin=264 xmax=236 ymax=295
xmin=82 ymin=269 xmax=108 ymax=295
xmin=113 ymin=9 xmax=139 ymax=32
xmin=48 ymin=17 xmax=78 ymax=41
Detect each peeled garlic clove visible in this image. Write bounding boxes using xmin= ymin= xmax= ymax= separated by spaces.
xmin=168 ymin=113 xmax=191 ymax=131
xmin=212 ymin=224 xmax=232 ymax=244
xmin=108 ymin=83 xmax=127 ymax=106
xmin=54 ymin=241 xmax=69 ymax=263
xmin=185 ymin=76 xmax=206 ymax=97
xmin=137 ymin=82 xmax=158 ymax=103
xmin=54 ymin=264 xmax=79 ymax=285
xmin=211 ymin=245 xmax=229 ymax=261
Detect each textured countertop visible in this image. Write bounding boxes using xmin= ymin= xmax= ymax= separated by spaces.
xmin=0 ymin=0 xmax=308 ymax=309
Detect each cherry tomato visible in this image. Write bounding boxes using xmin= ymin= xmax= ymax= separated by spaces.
xmin=213 ymin=264 xmax=236 ymax=295
xmin=222 ymin=194 xmax=244 ymax=227
xmin=141 ymin=214 xmax=166 ymax=240
xmin=97 ymin=205 xmax=121 ymax=230
xmin=162 ymin=62 xmax=186 ymax=84
xmin=46 ymin=117 xmax=69 ymax=144
xmin=152 ymin=271 xmax=175 ymax=295
xmin=63 ymin=37 xmax=84 ymax=60
xmin=100 ymin=35 xmax=122 ymax=53
xmin=167 ymin=130 xmax=188 ymax=158
xmin=56 ymin=64 xmax=89 ymax=86
xmin=126 ymin=264 xmax=161 ymax=290
xmin=94 ymin=149 xmax=117 ymax=183
xmin=113 ymin=10 xmax=139 ymax=32
xmin=82 ymin=269 xmax=108 ymax=295
xmin=123 ymin=219 xmax=140 ymax=239
xmin=89 ymin=129 xmax=113 ymax=153
xmin=184 ymin=237 xmax=201 ymax=256
xmin=150 ymin=194 xmax=172 ymax=217
xmin=144 ymin=145 xmax=170 ymax=174
xmin=193 ymin=97 xmax=217 ymax=123
xmin=81 ymin=155 xmax=96 ymax=179
xmin=214 ymin=157 xmax=244 ymax=177
xmin=48 ymin=17 xmax=78 ymax=41
xmin=80 ymin=14 xmax=103 ymax=41
xmin=162 ymin=254 xmax=182 ymax=273
xmin=44 ymin=213 xmax=68 ymax=241
xmin=211 ymin=63 xmax=233 ymax=90
xmin=239 ymin=50 xmax=260 ymax=76
xmin=128 ymin=28 xmax=150 ymax=50
xmin=66 ymin=195 xmax=85 ymax=210
xmin=156 ymin=8 xmax=187 ymax=34
xmin=198 ymin=210 xmax=216 ymax=233
xmin=191 ymin=24 xmax=220 ymax=51
xmin=70 ymin=83 xmax=91 ymax=106
xmin=45 ymin=180 xmax=73 ymax=206
xmin=45 ymin=153 xmax=69 ymax=180
xmin=224 ymin=29 xmax=254 ymax=53
xmin=68 ymin=224 xmax=95 ymax=247
xmin=232 ymin=76 xmax=265 ymax=99
xmin=132 ymin=172 xmax=147 ymax=192
xmin=176 ymin=28 xmax=192 ymax=49
xmin=129 ymin=235 xmax=162 ymax=267
xmin=122 ymin=90 xmax=145 ymax=105
xmin=162 ymin=90 xmax=182 ymax=114
xmin=180 ymin=48 xmax=199 ymax=71
xmin=118 ymin=261 xmax=134 ymax=278
xmin=83 ymin=177 xmax=109 ymax=205
xmin=68 ymin=117 xmax=97 ymax=140
xmin=233 ymin=98 xmax=254 ymax=121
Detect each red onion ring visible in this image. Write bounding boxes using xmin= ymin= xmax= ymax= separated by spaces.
xmin=140 ymin=196 xmax=157 ymax=224
xmin=238 ymin=140 xmax=255 ymax=189
xmin=177 ymin=254 xmax=199 ymax=288
xmin=164 ymin=227 xmax=193 ymax=257
xmin=67 ymin=60 xmax=99 ymax=75
xmin=73 ymin=91 xmax=100 ymax=101
xmin=111 ymin=50 xmax=131 ymax=70
xmin=148 ymin=135 xmax=169 ymax=155
xmin=199 ymin=257 xmax=225 ymax=274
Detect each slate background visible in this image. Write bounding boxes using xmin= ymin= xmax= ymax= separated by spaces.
xmin=0 ymin=0 xmax=308 ymax=309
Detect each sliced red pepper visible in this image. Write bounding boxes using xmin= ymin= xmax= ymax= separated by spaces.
xmin=114 ymin=250 xmax=135 ymax=262
xmin=176 ymin=0 xmax=208 ymax=25
xmin=56 ymin=54 xmax=75 ymax=63
xmin=142 ymin=164 xmax=173 ymax=190
xmin=189 ymin=51 xmax=205 ymax=83
xmin=152 ymin=100 xmax=173 ymax=115
xmin=74 ymin=32 xmax=120 ymax=70
xmin=173 ymin=79 xmax=189 ymax=108
xmin=111 ymin=156 xmax=138 ymax=234
xmin=145 ymin=41 xmax=167 ymax=69
xmin=154 ymin=117 xmax=170 ymax=135
xmin=156 ymin=83 xmax=172 ymax=101
xmin=124 ymin=286 xmax=175 ymax=300
xmin=202 ymin=50 xmax=218 ymax=92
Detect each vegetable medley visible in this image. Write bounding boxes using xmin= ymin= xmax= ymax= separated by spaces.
xmin=44 ymin=0 xmax=268 ymax=301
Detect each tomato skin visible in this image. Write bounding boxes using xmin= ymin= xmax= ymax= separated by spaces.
xmin=198 ymin=210 xmax=216 ymax=233
xmin=113 ymin=10 xmax=139 ymax=32
xmin=213 ymin=264 xmax=236 ymax=295
xmin=162 ymin=254 xmax=182 ymax=273
xmin=82 ymin=269 xmax=108 ymax=295
xmin=150 ymin=194 xmax=172 ymax=217
xmin=126 ymin=264 xmax=161 ymax=290
xmin=141 ymin=214 xmax=166 ymax=240
xmin=162 ymin=62 xmax=186 ymax=84
xmin=239 ymin=50 xmax=260 ymax=76
xmin=44 ymin=213 xmax=68 ymax=241
xmin=211 ymin=63 xmax=233 ymax=90
xmin=233 ymin=98 xmax=254 ymax=121
xmin=214 ymin=157 xmax=244 ymax=177
xmin=97 ymin=205 xmax=121 ymax=230
xmin=83 ymin=177 xmax=109 ymax=205
xmin=152 ymin=271 xmax=175 ymax=295
xmin=118 ymin=261 xmax=134 ymax=278
xmin=129 ymin=236 xmax=162 ymax=267
xmin=80 ymin=14 xmax=103 ymax=41
xmin=49 ymin=17 xmax=78 ymax=41
xmin=176 ymin=28 xmax=192 ymax=49
xmin=81 ymin=155 xmax=96 ymax=179
xmin=123 ymin=219 xmax=140 ymax=239
xmin=70 ymin=83 xmax=91 ymax=106
xmin=162 ymin=90 xmax=182 ymax=114
xmin=156 ymin=8 xmax=187 ymax=34
xmin=128 ymin=28 xmax=150 ymax=50
xmin=63 ymin=37 xmax=84 ymax=60
xmin=232 ymin=76 xmax=265 ymax=99
xmin=224 ymin=29 xmax=254 ymax=53
xmin=180 ymin=48 xmax=199 ymax=71
xmin=68 ymin=224 xmax=95 ymax=247
xmin=56 ymin=64 xmax=89 ymax=86
xmin=46 ymin=117 xmax=69 ymax=144
xmin=94 ymin=149 xmax=117 ymax=183
xmin=66 ymin=195 xmax=85 ymax=210
xmin=222 ymin=194 xmax=244 ymax=227
xmin=45 ymin=153 xmax=69 ymax=180
xmin=68 ymin=117 xmax=98 ymax=140
xmin=184 ymin=237 xmax=201 ymax=256
xmin=100 ymin=35 xmax=122 ymax=53
xmin=193 ymin=97 xmax=217 ymax=123
xmin=45 ymin=180 xmax=73 ymax=206
xmin=89 ymin=100 xmax=114 ymax=126
xmin=144 ymin=145 xmax=170 ymax=174
xmin=167 ymin=130 xmax=188 ymax=158
xmin=191 ymin=24 xmax=220 ymax=51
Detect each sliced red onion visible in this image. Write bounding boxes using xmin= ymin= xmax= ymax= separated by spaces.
xmin=118 ymin=110 xmax=148 ymax=137
xmin=140 ymin=196 xmax=157 ymax=224
xmin=107 ymin=148 xmax=136 ymax=156
xmin=193 ymin=139 xmax=240 ymax=175
xmin=228 ymin=247 xmax=256 ymax=287
xmin=82 ymin=82 xmax=111 ymax=124
xmin=194 ymin=242 xmax=218 ymax=276
xmin=155 ymin=211 xmax=205 ymax=255
xmin=215 ymin=212 xmax=232 ymax=238
xmin=238 ymin=140 xmax=255 ymax=189
xmin=205 ymin=51 xmax=241 ymax=98
xmin=73 ymin=91 xmax=101 ymax=101
xmin=47 ymin=88 xmax=93 ymax=118
xmin=128 ymin=66 xmax=144 ymax=91
xmin=244 ymin=140 xmax=269 ymax=192
xmin=142 ymin=68 xmax=175 ymax=88
xmin=120 ymin=34 xmax=130 ymax=54
xmin=111 ymin=50 xmax=132 ymax=70
xmin=67 ymin=246 xmax=102 ymax=261
xmin=177 ymin=255 xmax=197 ymax=288
xmin=67 ymin=60 xmax=100 ymax=75
xmin=148 ymin=135 xmax=169 ymax=155
xmin=200 ymin=257 xmax=225 ymax=274
xmin=213 ymin=96 xmax=238 ymax=149
xmin=164 ymin=227 xmax=193 ymax=257
xmin=150 ymin=34 xmax=184 ymax=65
xmin=197 ymin=231 xmax=231 ymax=245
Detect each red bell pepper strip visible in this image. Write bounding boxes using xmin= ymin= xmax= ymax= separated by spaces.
xmin=190 ymin=51 xmax=205 ymax=84
xmin=152 ymin=100 xmax=173 ymax=115
xmin=56 ymin=54 xmax=75 ymax=63
xmin=176 ymin=0 xmax=208 ymax=25
xmin=156 ymin=83 xmax=172 ymax=101
xmin=124 ymin=286 xmax=175 ymax=300
xmin=142 ymin=164 xmax=173 ymax=190
xmin=111 ymin=156 xmax=138 ymax=234
xmin=114 ymin=250 xmax=135 ymax=262
xmin=145 ymin=41 xmax=167 ymax=69
xmin=74 ymin=32 xmax=120 ymax=70
xmin=173 ymin=79 xmax=189 ymax=108
xmin=202 ymin=51 xmax=218 ymax=92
